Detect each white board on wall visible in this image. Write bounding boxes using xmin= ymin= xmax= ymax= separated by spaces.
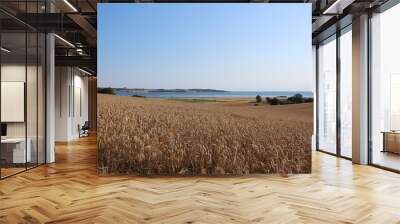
xmin=1 ymin=82 xmax=25 ymax=122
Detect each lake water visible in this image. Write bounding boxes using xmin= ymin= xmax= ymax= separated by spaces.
xmin=115 ymin=90 xmax=313 ymax=98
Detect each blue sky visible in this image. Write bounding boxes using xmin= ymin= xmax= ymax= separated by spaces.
xmin=98 ymin=4 xmax=312 ymax=91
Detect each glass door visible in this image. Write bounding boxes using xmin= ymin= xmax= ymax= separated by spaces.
xmin=370 ymin=3 xmax=400 ymax=171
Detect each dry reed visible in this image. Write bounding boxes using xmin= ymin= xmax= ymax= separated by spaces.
xmin=97 ymin=94 xmax=312 ymax=175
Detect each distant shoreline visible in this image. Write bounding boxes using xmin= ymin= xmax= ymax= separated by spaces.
xmin=104 ymin=89 xmax=314 ymax=99
xmin=100 ymin=87 xmax=312 ymax=95
xmin=113 ymin=88 xmax=228 ymax=93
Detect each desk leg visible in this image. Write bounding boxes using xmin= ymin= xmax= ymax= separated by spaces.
xmin=382 ymin=133 xmax=386 ymax=153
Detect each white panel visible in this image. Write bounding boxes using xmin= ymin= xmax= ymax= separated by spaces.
xmin=72 ymin=86 xmax=82 ymax=138
xmin=1 ymin=82 xmax=25 ymax=122
xmin=75 ymin=87 xmax=81 ymax=118
xmin=390 ymin=74 xmax=400 ymax=130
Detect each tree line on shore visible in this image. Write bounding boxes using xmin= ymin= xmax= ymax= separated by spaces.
xmin=255 ymin=93 xmax=313 ymax=105
xmin=98 ymin=87 xmax=115 ymax=95
xmin=98 ymin=88 xmax=313 ymax=106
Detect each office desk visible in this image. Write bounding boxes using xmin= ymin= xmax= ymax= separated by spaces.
xmin=1 ymin=138 xmax=31 ymax=163
xmin=382 ymin=131 xmax=400 ymax=154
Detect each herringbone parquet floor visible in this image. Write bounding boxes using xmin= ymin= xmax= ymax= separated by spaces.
xmin=1 ymin=135 xmax=400 ymax=224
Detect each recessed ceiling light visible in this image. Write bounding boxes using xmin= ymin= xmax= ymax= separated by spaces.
xmin=323 ymin=0 xmax=354 ymax=15
xmin=54 ymin=34 xmax=75 ymax=48
xmin=63 ymin=0 xmax=78 ymax=12
xmin=1 ymin=47 xmax=11 ymax=53
xmin=78 ymin=67 xmax=93 ymax=76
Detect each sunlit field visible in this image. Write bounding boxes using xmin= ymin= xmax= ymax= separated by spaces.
xmin=97 ymin=94 xmax=313 ymax=175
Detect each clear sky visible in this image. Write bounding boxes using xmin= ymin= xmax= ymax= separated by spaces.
xmin=98 ymin=4 xmax=312 ymax=91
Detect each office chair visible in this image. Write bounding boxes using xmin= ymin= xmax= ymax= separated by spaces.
xmin=79 ymin=121 xmax=90 ymax=138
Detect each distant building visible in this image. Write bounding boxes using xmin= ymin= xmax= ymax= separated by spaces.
xmin=276 ymin=96 xmax=288 ymax=101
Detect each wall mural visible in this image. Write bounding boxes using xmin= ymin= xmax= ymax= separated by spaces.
xmin=97 ymin=4 xmax=313 ymax=175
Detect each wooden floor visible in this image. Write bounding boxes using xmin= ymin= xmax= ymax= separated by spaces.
xmin=0 ymin=167 xmax=26 ymax=178
xmin=1 ymin=135 xmax=400 ymax=223
xmin=372 ymin=151 xmax=400 ymax=171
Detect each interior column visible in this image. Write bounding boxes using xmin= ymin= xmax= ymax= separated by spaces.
xmin=352 ymin=14 xmax=369 ymax=164
xmin=45 ymin=0 xmax=55 ymax=163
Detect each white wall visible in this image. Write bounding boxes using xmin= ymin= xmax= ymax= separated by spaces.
xmin=1 ymin=63 xmax=46 ymax=164
xmin=1 ymin=65 xmax=37 ymax=138
xmin=71 ymin=73 xmax=89 ymax=138
xmin=55 ymin=67 xmax=89 ymax=141
xmin=55 ymin=66 xmax=70 ymax=141
xmin=1 ymin=65 xmax=26 ymax=136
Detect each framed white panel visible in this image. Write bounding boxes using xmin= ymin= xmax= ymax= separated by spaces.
xmin=1 ymin=82 xmax=25 ymax=122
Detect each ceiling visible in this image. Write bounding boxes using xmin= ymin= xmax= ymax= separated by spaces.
xmin=0 ymin=0 xmax=392 ymax=75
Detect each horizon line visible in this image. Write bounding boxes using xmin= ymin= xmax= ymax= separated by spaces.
xmin=98 ymin=87 xmax=314 ymax=92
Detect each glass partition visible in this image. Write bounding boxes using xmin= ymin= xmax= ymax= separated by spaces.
xmin=317 ymin=35 xmax=337 ymax=154
xmin=38 ymin=32 xmax=46 ymax=165
xmin=339 ymin=27 xmax=352 ymax=158
xmin=27 ymin=31 xmax=38 ymax=169
xmin=1 ymin=31 xmax=28 ymax=177
xmin=370 ymin=3 xmax=400 ymax=171
xmin=0 ymin=2 xmax=46 ymax=179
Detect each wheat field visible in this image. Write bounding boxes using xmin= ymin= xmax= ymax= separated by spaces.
xmin=97 ymin=94 xmax=313 ymax=175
